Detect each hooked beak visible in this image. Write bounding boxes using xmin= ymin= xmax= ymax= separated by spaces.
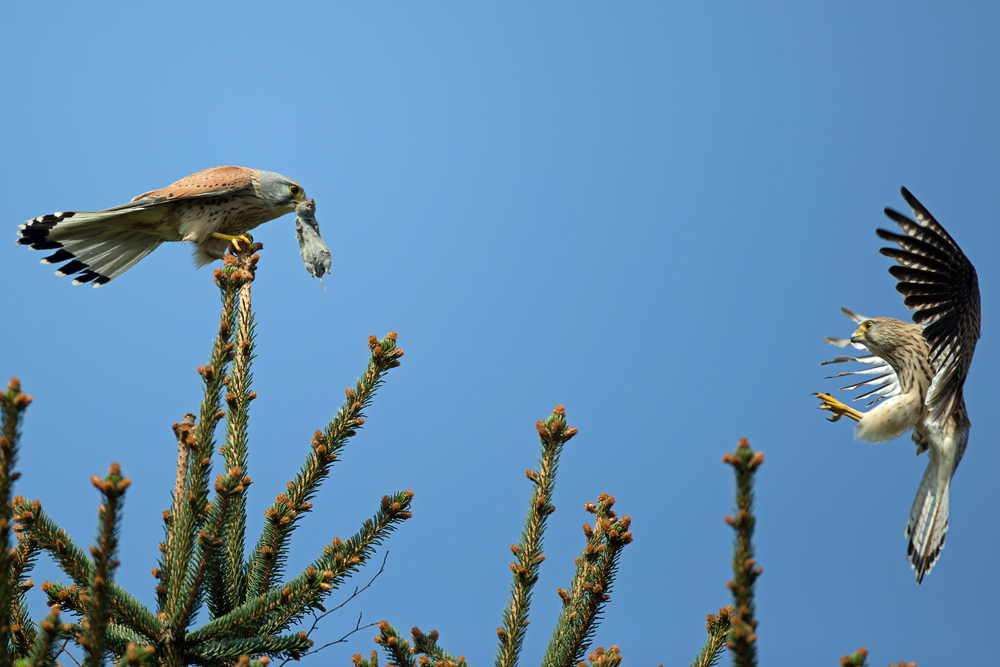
xmin=850 ymin=328 xmax=865 ymax=344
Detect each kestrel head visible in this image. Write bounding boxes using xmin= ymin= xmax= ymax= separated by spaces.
xmin=851 ymin=317 xmax=892 ymax=351
xmin=259 ymin=170 xmax=308 ymax=214
xmin=850 ymin=317 xmax=925 ymax=368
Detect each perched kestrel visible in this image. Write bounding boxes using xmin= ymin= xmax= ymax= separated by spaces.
xmin=816 ymin=187 xmax=981 ymax=583
xmin=17 ymin=166 xmax=306 ymax=286
xmin=293 ymin=198 xmax=332 ymax=290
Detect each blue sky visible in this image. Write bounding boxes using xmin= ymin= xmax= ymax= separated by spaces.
xmin=2 ymin=3 xmax=999 ymax=666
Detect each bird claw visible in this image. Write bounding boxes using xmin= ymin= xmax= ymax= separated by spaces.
xmin=230 ymin=233 xmax=254 ymax=252
xmin=210 ymin=232 xmax=254 ymax=253
xmin=814 ymin=392 xmax=863 ymax=423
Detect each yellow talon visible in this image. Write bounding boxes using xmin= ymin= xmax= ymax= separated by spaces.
xmin=814 ymin=392 xmax=864 ymax=423
xmin=211 ymin=232 xmax=254 ymax=252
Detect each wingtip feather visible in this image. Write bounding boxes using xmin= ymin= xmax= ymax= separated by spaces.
xmin=839 ymin=306 xmax=867 ymax=323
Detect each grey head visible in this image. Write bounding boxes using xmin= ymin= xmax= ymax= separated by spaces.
xmin=258 ymin=170 xmax=307 ymax=215
xmin=850 ymin=317 xmax=928 ymax=370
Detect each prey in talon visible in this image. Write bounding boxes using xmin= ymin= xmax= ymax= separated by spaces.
xmin=294 ymin=198 xmax=332 ymax=290
xmin=816 ymin=187 xmax=980 ymax=584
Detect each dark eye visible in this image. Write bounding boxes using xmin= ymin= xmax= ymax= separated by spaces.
xmin=290 ymin=185 xmax=301 ymax=196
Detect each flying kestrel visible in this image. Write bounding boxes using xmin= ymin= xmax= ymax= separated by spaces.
xmin=17 ymin=165 xmax=306 ymax=286
xmin=816 ymin=187 xmax=981 ymax=583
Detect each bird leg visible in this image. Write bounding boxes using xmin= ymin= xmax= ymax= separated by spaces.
xmin=814 ymin=393 xmax=864 ymax=423
xmin=210 ymin=232 xmax=254 ymax=252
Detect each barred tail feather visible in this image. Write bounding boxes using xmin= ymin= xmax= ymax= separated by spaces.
xmin=19 ymin=215 xmax=162 ymax=286
xmin=19 ymin=209 xmax=139 ymax=242
xmin=906 ymin=453 xmax=950 ymax=584
xmin=81 ymin=232 xmax=163 ymax=282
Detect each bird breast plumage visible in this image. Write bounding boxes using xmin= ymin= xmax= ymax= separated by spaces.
xmin=855 ymin=389 xmax=924 ymax=443
xmin=173 ymin=188 xmax=274 ymax=244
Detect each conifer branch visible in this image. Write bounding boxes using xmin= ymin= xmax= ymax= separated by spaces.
xmin=411 ymin=627 xmax=469 ymax=667
xmin=216 ymin=266 xmax=258 ymax=615
xmin=722 ymin=438 xmax=764 ymax=667
xmin=245 ymin=331 xmax=405 ymax=597
xmin=172 ymin=468 xmax=242 ymax=631
xmin=351 ymin=649 xmax=382 ymax=667
xmin=11 ymin=503 xmax=40 ymax=655
xmin=838 ymin=649 xmax=916 ymax=667
xmin=111 ymin=641 xmax=158 ymax=667
xmin=5 ymin=246 xmax=417 ymax=665
xmin=495 ymin=405 xmax=577 ymax=667
xmin=103 ymin=623 xmax=154 ymax=658
xmin=690 ymin=607 xmax=733 ymax=667
xmin=39 ymin=580 xmax=85 ymax=616
xmin=373 ymin=620 xmax=418 ymax=667
xmin=303 ymin=490 xmax=414 ymax=604
xmin=184 ymin=632 xmax=312 ymax=663
xmin=0 ymin=377 xmax=31 ymax=664
xmin=10 ymin=592 xmax=36 ymax=657
xmin=170 ymin=414 xmax=196 ymax=526
xmin=164 ymin=414 xmax=195 ymax=617
xmin=80 ymin=463 xmax=130 ymax=667
xmin=26 ymin=604 xmax=68 ymax=667
xmin=185 ymin=567 xmax=330 ymax=645
xmin=190 ymin=490 xmax=412 ymax=645
xmin=579 ymin=646 xmax=623 ymax=667
xmin=839 ymin=647 xmax=869 ymax=667
xmin=163 ymin=250 xmax=244 ymax=622
xmin=541 ymin=494 xmax=632 ymax=667
xmin=281 ymin=552 xmax=388 ymax=665
xmin=13 ymin=499 xmax=162 ymax=641
xmin=257 ymin=493 xmax=413 ymax=636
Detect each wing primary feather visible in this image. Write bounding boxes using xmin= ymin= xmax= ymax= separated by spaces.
xmin=878 ymin=247 xmax=950 ymax=274
xmin=888 ymin=265 xmax=946 ymax=284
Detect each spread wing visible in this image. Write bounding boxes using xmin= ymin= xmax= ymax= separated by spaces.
xmin=878 ymin=187 xmax=981 ymax=420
